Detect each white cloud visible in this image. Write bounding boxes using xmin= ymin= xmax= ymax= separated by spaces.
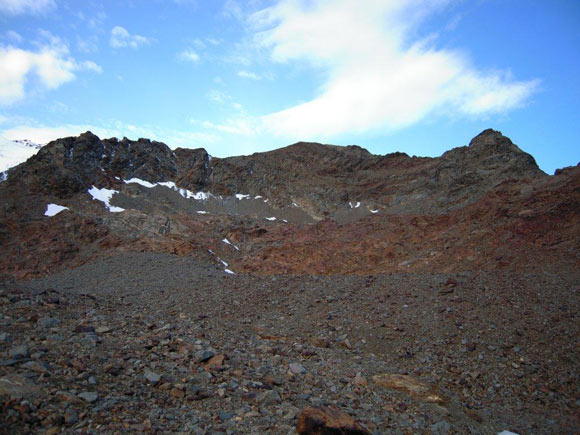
xmin=249 ymin=0 xmax=538 ymax=139
xmin=206 ymin=89 xmax=231 ymax=104
xmin=202 ymin=118 xmax=258 ymax=136
xmin=0 ymin=35 xmax=102 ymax=105
xmin=1 ymin=125 xmax=117 ymax=144
xmin=1 ymin=122 xmax=221 ymax=149
xmin=0 ymin=0 xmax=55 ymax=15
xmin=81 ymin=60 xmax=103 ymax=74
xmin=237 ymin=70 xmax=261 ymax=80
xmin=110 ymin=26 xmax=152 ymax=49
xmin=179 ymin=49 xmax=200 ymax=63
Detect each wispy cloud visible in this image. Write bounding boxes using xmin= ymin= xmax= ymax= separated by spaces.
xmin=1 ymin=122 xmax=220 ymax=148
xmin=0 ymin=32 xmax=102 ymax=105
xmin=237 ymin=70 xmax=261 ymax=80
xmin=0 ymin=0 xmax=55 ymax=15
xmin=247 ymin=0 xmax=539 ymax=139
xmin=110 ymin=26 xmax=152 ymax=49
xmin=178 ymin=49 xmax=200 ymax=63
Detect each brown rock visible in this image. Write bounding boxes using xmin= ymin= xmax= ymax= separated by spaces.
xmin=170 ymin=387 xmax=185 ymax=399
xmin=296 ymin=406 xmax=370 ymax=435
xmin=372 ymin=374 xmax=447 ymax=405
xmin=203 ymin=354 xmax=226 ymax=370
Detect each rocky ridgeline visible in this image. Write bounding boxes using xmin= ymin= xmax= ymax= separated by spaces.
xmin=4 ymin=129 xmax=544 ymax=216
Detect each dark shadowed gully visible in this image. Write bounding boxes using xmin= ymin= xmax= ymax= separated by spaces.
xmin=0 ymin=130 xmax=578 ymax=433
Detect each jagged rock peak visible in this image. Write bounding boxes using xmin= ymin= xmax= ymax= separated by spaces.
xmin=469 ymin=129 xmax=519 ymax=150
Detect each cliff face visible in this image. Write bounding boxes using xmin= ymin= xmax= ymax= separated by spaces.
xmin=0 ymin=129 xmax=577 ymax=278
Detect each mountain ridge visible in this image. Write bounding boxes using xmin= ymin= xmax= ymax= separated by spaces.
xmin=0 ymin=128 xmax=577 ymax=279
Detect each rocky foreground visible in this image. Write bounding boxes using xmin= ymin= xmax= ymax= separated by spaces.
xmin=1 ymin=253 xmax=579 ymax=434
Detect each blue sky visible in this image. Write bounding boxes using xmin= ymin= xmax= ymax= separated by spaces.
xmin=0 ymin=0 xmax=578 ymax=174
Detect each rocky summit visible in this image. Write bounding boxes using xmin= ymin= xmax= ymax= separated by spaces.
xmin=0 ymin=130 xmax=578 ymax=434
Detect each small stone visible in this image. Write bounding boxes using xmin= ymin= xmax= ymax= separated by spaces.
xmin=144 ymin=369 xmax=161 ymax=385
xmin=65 ymin=408 xmax=79 ymax=425
xmin=219 ymin=410 xmax=232 ymax=421
xmin=9 ymin=344 xmax=29 ymax=359
xmin=37 ymin=316 xmax=59 ymax=328
xmin=170 ymin=387 xmax=185 ymax=399
xmin=283 ymin=406 xmax=300 ymax=420
xmin=197 ymin=350 xmax=215 ymax=362
xmin=95 ymin=326 xmax=113 ymax=334
xmin=353 ymin=375 xmax=367 ymax=387
xmin=289 ymin=363 xmax=306 ymax=375
xmin=311 ymin=337 xmax=330 ymax=348
xmin=73 ymin=324 xmax=95 ymax=333
xmin=203 ymin=354 xmax=225 ymax=370
xmin=465 ymin=342 xmax=476 ymax=352
xmin=55 ymin=391 xmax=82 ymax=404
xmin=257 ymin=389 xmax=281 ymax=406
xmin=78 ymin=391 xmax=98 ymax=403
xmin=22 ymin=360 xmax=50 ymax=373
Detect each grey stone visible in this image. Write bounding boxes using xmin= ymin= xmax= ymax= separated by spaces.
xmin=8 ymin=344 xmax=29 ymax=359
xmin=144 ymin=368 xmax=161 ymax=385
xmin=37 ymin=316 xmax=59 ymax=328
xmin=22 ymin=360 xmax=50 ymax=373
xmin=257 ymin=389 xmax=281 ymax=406
xmin=78 ymin=391 xmax=99 ymax=403
xmin=288 ymin=362 xmax=306 ymax=375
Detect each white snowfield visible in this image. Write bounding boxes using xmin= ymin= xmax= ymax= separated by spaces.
xmin=124 ymin=178 xmax=211 ymax=200
xmin=44 ymin=204 xmax=69 ymax=217
xmin=88 ymin=186 xmax=125 ymax=212
xmin=0 ymin=137 xmax=42 ymax=173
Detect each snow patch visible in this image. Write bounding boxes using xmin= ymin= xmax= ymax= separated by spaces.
xmin=349 ymin=201 xmax=361 ymax=208
xmin=370 ymin=209 xmax=379 ymax=214
xmin=0 ymin=136 xmax=42 ymax=172
xmin=124 ymin=179 xmax=212 ymax=200
xmin=124 ymin=178 xmax=156 ymax=188
xmin=88 ymin=186 xmax=125 ymax=212
xmin=222 ymin=238 xmax=240 ymax=251
xmin=157 ymin=181 xmax=177 ymax=189
xmin=265 ymin=217 xmax=276 ymax=221
xmin=196 ymin=210 xmax=208 ymax=214
xmin=224 ymin=269 xmax=235 ymax=275
xmin=254 ymin=195 xmax=263 ymax=199
xmin=497 ymin=432 xmax=519 ymax=435
xmin=44 ymin=204 xmax=69 ymax=217
xmin=235 ymin=193 xmax=250 ymax=200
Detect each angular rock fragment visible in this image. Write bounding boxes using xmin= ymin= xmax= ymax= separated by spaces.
xmin=372 ymin=373 xmax=447 ymax=405
xmin=296 ymin=406 xmax=370 ymax=434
